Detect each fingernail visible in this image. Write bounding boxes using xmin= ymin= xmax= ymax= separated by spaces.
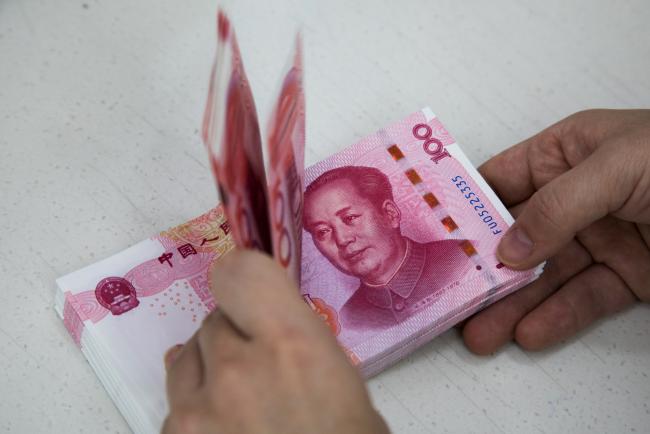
xmin=164 ymin=344 xmax=184 ymax=371
xmin=497 ymin=226 xmax=533 ymax=265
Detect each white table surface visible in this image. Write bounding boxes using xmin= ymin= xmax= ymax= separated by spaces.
xmin=1 ymin=0 xmax=649 ymax=433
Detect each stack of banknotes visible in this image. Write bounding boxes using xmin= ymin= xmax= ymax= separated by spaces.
xmin=55 ymin=11 xmax=542 ymax=434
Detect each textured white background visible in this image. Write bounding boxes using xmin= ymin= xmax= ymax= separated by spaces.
xmin=1 ymin=0 xmax=649 ymax=433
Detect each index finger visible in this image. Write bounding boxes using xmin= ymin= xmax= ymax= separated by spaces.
xmin=479 ymin=137 xmax=537 ymax=206
xmin=209 ymin=249 xmax=319 ymax=340
xmin=478 ymin=109 xmax=627 ymax=206
xmin=166 ymin=333 xmax=203 ymax=406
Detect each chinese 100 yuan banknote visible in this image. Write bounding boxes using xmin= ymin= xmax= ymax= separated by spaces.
xmin=55 ymin=10 xmax=541 ymax=434
xmin=55 ymin=207 xmax=233 ymax=434
xmin=56 ymin=109 xmax=541 ymax=433
xmin=299 ymin=107 xmax=541 ymax=376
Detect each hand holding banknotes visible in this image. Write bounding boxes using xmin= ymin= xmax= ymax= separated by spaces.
xmin=161 ymin=109 xmax=649 ymax=432
xmin=163 ymin=250 xmax=389 ymax=434
xmin=49 ymin=10 xmax=647 ymax=432
xmin=464 ymin=109 xmax=650 ymax=354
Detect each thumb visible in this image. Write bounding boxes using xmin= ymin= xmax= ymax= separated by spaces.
xmin=209 ymin=249 xmax=318 ymax=339
xmin=497 ymin=147 xmax=627 ymax=269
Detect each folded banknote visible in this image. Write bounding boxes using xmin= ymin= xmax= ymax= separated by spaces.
xmin=202 ymin=10 xmax=305 ymax=283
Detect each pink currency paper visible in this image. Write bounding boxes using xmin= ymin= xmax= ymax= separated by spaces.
xmin=300 ymin=108 xmax=539 ymax=374
xmin=202 ymin=10 xmax=271 ymax=252
xmin=59 ymin=206 xmax=233 ymax=346
xmin=266 ymin=35 xmax=306 ymax=284
xmin=56 ymin=206 xmax=235 ymax=432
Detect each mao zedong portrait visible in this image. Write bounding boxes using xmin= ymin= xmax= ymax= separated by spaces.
xmin=303 ymin=165 xmax=473 ymax=334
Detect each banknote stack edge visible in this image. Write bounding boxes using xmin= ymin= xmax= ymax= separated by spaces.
xmin=54 ymin=108 xmax=543 ymax=433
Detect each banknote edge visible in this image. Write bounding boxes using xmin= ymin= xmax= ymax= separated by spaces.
xmin=422 ymin=107 xmax=545 ymax=280
xmin=421 ymin=107 xmax=514 ymax=226
xmin=359 ymin=273 xmax=537 ymax=378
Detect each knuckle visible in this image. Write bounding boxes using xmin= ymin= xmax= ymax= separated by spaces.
xmin=217 ymin=359 xmax=245 ymax=386
xmin=561 ymin=292 xmax=587 ymax=332
xmin=276 ymin=319 xmax=310 ymax=343
xmin=263 ymin=310 xmax=310 ymax=339
xmin=211 ymin=364 xmax=252 ymax=410
xmin=530 ymin=188 xmax=566 ymax=234
xmin=556 ymin=110 xmax=599 ymax=142
xmin=566 ymin=109 xmax=603 ymax=128
xmin=271 ymin=328 xmax=315 ymax=366
xmin=591 ymin=265 xmax=639 ymax=309
xmin=572 ymin=108 xmax=599 ymax=120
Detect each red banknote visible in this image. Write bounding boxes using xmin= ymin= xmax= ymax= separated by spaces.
xmin=202 ymin=11 xmax=271 ymax=253
xmin=266 ymin=36 xmax=306 ymax=283
xmin=203 ymin=10 xmax=305 ymax=282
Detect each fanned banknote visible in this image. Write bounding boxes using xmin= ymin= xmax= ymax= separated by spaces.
xmin=266 ymin=35 xmax=306 ymax=283
xmin=202 ymin=10 xmax=306 ymax=284
xmin=55 ymin=11 xmax=542 ymax=434
xmin=202 ymin=11 xmax=271 ymax=253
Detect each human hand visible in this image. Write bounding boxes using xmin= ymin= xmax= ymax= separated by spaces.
xmin=463 ymin=109 xmax=650 ymax=354
xmin=162 ymin=249 xmax=389 ymax=434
